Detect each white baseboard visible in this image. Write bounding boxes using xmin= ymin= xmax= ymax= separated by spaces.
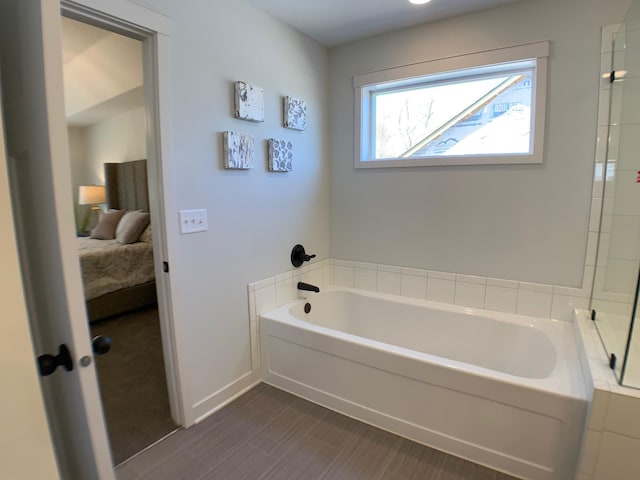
xmin=192 ymin=370 xmax=262 ymax=423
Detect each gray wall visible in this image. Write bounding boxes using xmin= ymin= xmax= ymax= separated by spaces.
xmin=328 ymin=0 xmax=630 ymax=287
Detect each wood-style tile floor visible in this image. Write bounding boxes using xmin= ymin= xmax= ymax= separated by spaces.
xmin=116 ymin=383 xmax=520 ymax=480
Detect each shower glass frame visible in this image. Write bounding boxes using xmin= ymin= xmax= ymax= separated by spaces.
xmin=592 ymin=15 xmax=640 ymax=389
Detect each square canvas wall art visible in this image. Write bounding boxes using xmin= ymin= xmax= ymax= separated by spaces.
xmin=234 ymin=81 xmax=264 ymax=122
xmin=223 ymin=131 xmax=254 ymax=169
xmin=283 ymin=96 xmax=307 ymax=131
xmin=268 ymin=138 xmax=293 ymax=172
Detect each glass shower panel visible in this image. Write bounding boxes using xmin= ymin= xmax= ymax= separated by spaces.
xmin=591 ymin=20 xmax=640 ymax=383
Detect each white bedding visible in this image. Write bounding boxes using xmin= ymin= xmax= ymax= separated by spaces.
xmin=77 ymin=237 xmax=155 ymax=301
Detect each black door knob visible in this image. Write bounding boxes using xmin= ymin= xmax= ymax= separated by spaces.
xmin=38 ymin=344 xmax=74 ymax=377
xmin=92 ymin=335 xmax=112 ymax=355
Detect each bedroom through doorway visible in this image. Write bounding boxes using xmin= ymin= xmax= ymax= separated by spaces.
xmin=61 ymin=15 xmax=177 ymax=465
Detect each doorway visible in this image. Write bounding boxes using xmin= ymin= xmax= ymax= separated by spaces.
xmin=60 ymin=15 xmax=177 ymax=464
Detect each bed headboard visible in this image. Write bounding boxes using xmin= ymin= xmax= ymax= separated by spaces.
xmin=104 ymin=159 xmax=149 ymax=212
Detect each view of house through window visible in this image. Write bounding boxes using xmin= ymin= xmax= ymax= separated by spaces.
xmin=354 ymin=42 xmax=548 ymax=167
xmin=373 ymin=69 xmax=533 ymax=159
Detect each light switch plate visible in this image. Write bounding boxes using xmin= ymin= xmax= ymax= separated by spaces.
xmin=179 ymin=209 xmax=208 ymax=234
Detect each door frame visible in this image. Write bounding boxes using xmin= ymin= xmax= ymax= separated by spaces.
xmin=61 ymin=0 xmax=192 ymax=428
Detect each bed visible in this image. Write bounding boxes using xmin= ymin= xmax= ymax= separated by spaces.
xmin=79 ymin=159 xmax=157 ymax=322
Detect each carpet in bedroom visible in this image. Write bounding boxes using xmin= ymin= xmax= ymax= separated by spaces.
xmin=91 ymin=305 xmax=177 ymax=465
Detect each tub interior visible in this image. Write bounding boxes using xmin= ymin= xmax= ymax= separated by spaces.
xmin=291 ymin=290 xmax=557 ymax=379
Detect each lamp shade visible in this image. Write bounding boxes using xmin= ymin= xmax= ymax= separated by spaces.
xmin=78 ymin=185 xmax=106 ymax=205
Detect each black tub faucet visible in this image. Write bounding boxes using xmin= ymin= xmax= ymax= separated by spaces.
xmin=297 ymin=282 xmax=320 ymax=293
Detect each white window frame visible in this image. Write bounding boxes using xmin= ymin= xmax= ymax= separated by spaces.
xmin=354 ymin=42 xmax=549 ymax=168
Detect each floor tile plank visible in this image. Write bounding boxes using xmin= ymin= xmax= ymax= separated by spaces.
xmin=257 ymin=434 xmax=341 ymax=480
xmin=318 ymin=423 xmax=402 ymax=480
xmin=116 ymin=383 xmax=522 ymax=480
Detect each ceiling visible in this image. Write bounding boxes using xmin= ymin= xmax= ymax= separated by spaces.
xmin=61 ymin=17 xmax=144 ymax=127
xmin=245 ymin=0 xmax=525 ymax=47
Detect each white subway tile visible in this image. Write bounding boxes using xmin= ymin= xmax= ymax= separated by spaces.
xmin=322 ymin=264 xmax=333 ymax=287
xmin=295 ymin=265 xmax=323 ymax=289
xmin=621 ymin=78 xmax=640 ymax=125
xmin=605 ymin=393 xmax=640 ymax=439
xmin=485 ymin=285 xmax=518 ymax=314
xmin=378 ymin=264 xmax=402 ymax=274
xmin=585 ymin=232 xmax=599 ymax=267
xmin=590 ymin=197 xmax=603 ymax=233
xmin=609 ymin=83 xmax=623 ymax=125
xmin=516 ymin=289 xmax=552 ymax=318
xmin=252 ymin=276 xmax=275 ymax=291
xmin=334 ymin=259 xmax=355 ymax=267
xmin=355 ymin=267 xmax=377 ymax=291
xmin=551 ymin=294 xmax=579 ymax=322
xmin=579 ymin=429 xmax=602 ymax=475
xmin=608 ymin=215 xmax=640 ymax=259
xmin=554 ymin=285 xmax=587 ymax=297
xmin=354 ymin=261 xmax=377 ymax=271
xmin=334 ymin=264 xmax=355 ymax=287
xmin=589 ymin=388 xmax=610 ymax=432
xmin=454 ymin=282 xmax=485 ymax=308
xmin=427 ymin=278 xmax=455 ymax=304
xmin=275 ymin=271 xmax=293 ymax=283
xmin=582 ymin=265 xmax=595 ymax=297
xmin=486 ymin=277 xmax=518 ymax=289
xmin=401 ymin=275 xmax=427 ymax=299
xmin=518 ymin=282 xmax=554 ymax=294
xmin=276 ymin=278 xmax=295 ymax=305
xmin=428 ymin=270 xmax=456 ymax=281
xmin=597 ymin=87 xmax=611 ymax=126
xmin=594 ymin=432 xmax=640 ymax=480
xmin=601 ymin=26 xmax=617 ymax=54
xmin=250 ymin=321 xmax=259 ymax=371
xmin=401 ymin=267 xmax=428 ymax=277
xmin=254 ymin=284 xmax=277 ymax=315
xmin=456 ymin=274 xmax=486 ymax=285
xmin=378 ymin=270 xmax=402 ymax=295
xmin=248 ymin=289 xmax=257 ymax=323
xmin=600 ymin=214 xmax=612 ymax=234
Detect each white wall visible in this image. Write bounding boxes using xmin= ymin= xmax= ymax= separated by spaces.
xmin=67 ymin=126 xmax=86 ymax=227
xmin=62 ymin=17 xmax=143 ymax=119
xmin=67 ymin=106 xmax=146 ymax=230
xmin=82 ymin=105 xmax=147 ymax=184
xmin=141 ymin=0 xmax=329 ymax=411
xmin=329 ymin=0 xmax=631 ymax=288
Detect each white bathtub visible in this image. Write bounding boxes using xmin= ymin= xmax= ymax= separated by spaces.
xmin=259 ymin=287 xmax=589 ymax=480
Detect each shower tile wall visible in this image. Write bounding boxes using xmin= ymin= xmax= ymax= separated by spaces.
xmin=575 ymin=311 xmax=640 ymax=480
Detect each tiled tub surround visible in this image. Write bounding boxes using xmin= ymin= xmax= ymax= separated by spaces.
xmin=248 ymin=258 xmax=593 ymax=370
xmin=247 ymin=258 xmax=593 ymax=371
xmin=575 ymin=310 xmax=640 ymax=480
xmin=259 ymin=286 xmax=588 ymax=480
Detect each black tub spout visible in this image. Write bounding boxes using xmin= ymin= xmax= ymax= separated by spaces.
xmin=297 ymin=282 xmax=320 ymax=293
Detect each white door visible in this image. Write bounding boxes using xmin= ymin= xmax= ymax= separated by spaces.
xmin=0 ymin=70 xmax=61 ymax=480
xmin=0 ymin=0 xmax=114 ymax=478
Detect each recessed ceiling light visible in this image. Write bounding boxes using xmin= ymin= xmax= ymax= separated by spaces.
xmin=409 ymin=0 xmax=432 ymax=4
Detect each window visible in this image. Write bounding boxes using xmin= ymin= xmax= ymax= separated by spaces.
xmin=354 ymin=42 xmax=549 ymax=168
